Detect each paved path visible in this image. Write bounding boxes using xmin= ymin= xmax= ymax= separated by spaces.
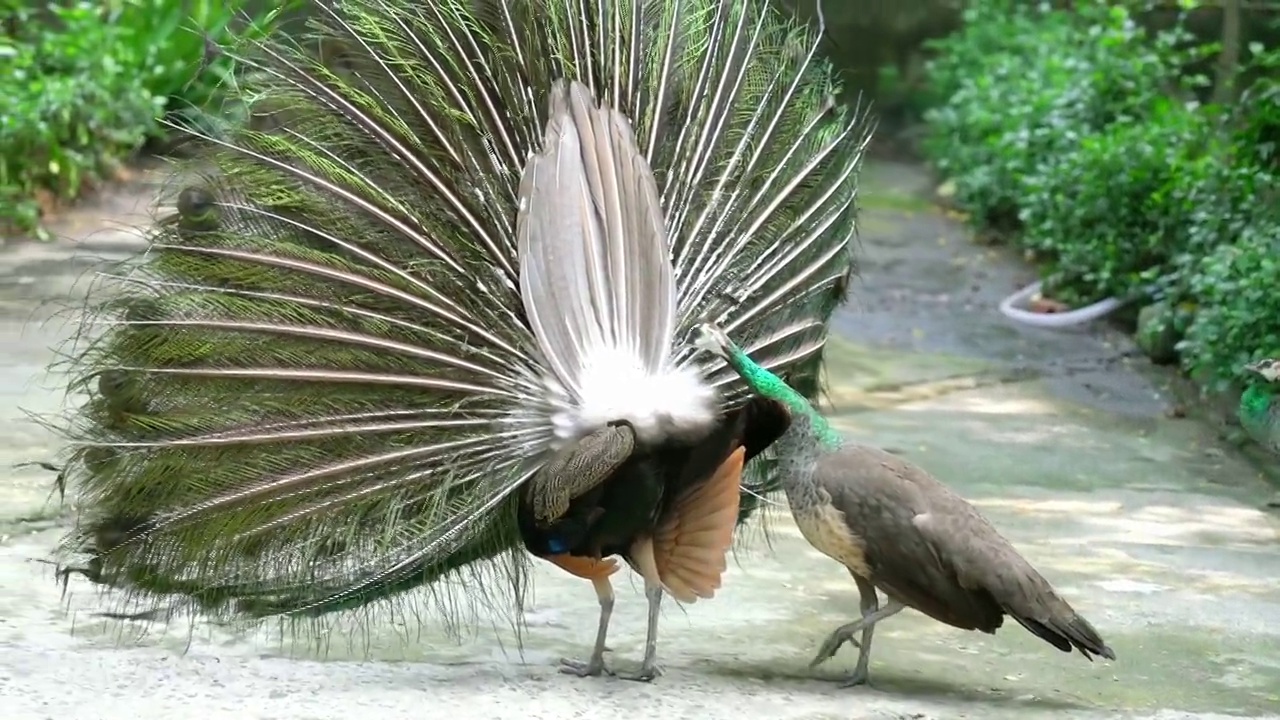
xmin=1 ymin=161 xmax=1277 ymax=720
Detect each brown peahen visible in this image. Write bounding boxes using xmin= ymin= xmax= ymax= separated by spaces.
xmin=691 ymin=323 xmax=1116 ymax=686
xmin=46 ymin=0 xmax=872 ymax=681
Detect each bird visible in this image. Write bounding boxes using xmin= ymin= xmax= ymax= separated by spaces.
xmin=689 ymin=322 xmax=1116 ymax=687
xmin=44 ymin=0 xmax=871 ymax=681
xmin=1240 ymin=358 xmax=1280 ymax=455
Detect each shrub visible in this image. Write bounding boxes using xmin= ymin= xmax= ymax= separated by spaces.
xmin=1017 ymin=98 xmax=1221 ymax=306
xmin=1180 ymin=210 xmax=1280 ymax=391
xmin=922 ymin=1 xmax=1201 ymax=234
xmin=0 ymin=2 xmax=163 ymax=237
xmin=1176 ymin=41 xmax=1280 ymax=388
xmin=109 ymin=0 xmax=299 ymax=133
xmin=1233 ymin=40 xmax=1280 ymax=174
xmin=0 ymin=0 xmax=296 ymax=239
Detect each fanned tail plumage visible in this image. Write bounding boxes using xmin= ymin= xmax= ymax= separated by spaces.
xmin=45 ymin=0 xmax=872 ymax=637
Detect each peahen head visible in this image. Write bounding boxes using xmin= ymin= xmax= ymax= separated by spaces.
xmin=690 ymin=321 xmax=840 ymax=449
xmin=1244 ymin=358 xmax=1280 ymax=383
xmin=690 ymin=322 xmax=734 ymax=361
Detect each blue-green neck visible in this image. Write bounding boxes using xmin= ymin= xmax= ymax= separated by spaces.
xmin=724 ymin=345 xmax=842 ymax=450
xmin=1241 ymin=383 xmax=1276 ymax=421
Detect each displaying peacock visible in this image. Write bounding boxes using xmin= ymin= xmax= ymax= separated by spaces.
xmin=47 ymin=0 xmax=871 ymax=680
xmin=1240 ymin=358 xmax=1280 ymax=455
xmin=691 ymin=322 xmax=1115 ymax=686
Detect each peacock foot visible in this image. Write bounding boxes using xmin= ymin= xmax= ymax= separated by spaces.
xmin=559 ymin=656 xmax=613 ymax=678
xmin=614 ymin=662 xmax=663 ymax=683
xmin=809 ymin=624 xmax=863 ymax=668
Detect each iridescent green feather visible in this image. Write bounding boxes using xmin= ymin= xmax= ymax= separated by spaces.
xmin=47 ymin=0 xmax=870 ymax=638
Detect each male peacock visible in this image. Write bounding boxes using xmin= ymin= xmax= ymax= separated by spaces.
xmin=1240 ymin=358 xmax=1280 ymax=455
xmin=690 ymin=323 xmax=1115 ymax=686
xmin=49 ymin=0 xmax=871 ymax=681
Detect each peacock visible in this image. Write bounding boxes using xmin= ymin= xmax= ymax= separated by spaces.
xmin=1240 ymin=358 xmax=1280 ymax=455
xmin=47 ymin=0 xmax=871 ymax=681
xmin=690 ymin=322 xmax=1115 ymax=686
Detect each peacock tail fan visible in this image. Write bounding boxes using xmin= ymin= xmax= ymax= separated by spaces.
xmin=44 ymin=0 xmax=871 ymax=644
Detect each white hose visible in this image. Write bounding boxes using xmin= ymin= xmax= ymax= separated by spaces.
xmin=998 ymin=280 xmax=1123 ymax=329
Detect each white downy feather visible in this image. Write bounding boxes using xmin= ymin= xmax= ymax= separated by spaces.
xmin=517 ymin=79 xmax=717 ymax=449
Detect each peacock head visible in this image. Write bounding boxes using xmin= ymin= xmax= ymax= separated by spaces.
xmin=1244 ymin=358 xmax=1280 ymax=382
xmin=689 ymin=321 xmax=733 ymax=360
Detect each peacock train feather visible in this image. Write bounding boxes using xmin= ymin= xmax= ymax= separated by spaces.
xmin=46 ymin=0 xmax=872 ymax=649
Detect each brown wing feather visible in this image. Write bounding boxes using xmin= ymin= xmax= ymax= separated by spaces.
xmin=820 ymin=444 xmax=1115 ymax=660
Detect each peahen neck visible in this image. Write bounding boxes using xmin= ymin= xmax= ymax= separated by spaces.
xmin=721 ymin=341 xmax=842 ymax=511
xmin=1241 ymin=383 xmax=1275 ymax=422
xmin=1239 ymin=382 xmax=1279 ymax=453
xmin=722 ymin=344 xmax=843 ymax=453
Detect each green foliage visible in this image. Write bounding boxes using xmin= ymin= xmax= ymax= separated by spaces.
xmin=0 ymin=0 xmax=295 ymax=239
xmin=1234 ymin=40 xmax=1280 ymax=173
xmin=920 ymin=0 xmax=1280 ymax=387
xmin=922 ymin=0 xmax=1202 ymax=233
xmin=1 ymin=2 xmax=162 ymax=237
xmin=1177 ymin=39 xmax=1280 ymax=390
xmin=1017 ymin=99 xmax=1220 ymax=305
xmin=1181 ymin=212 xmax=1280 ymax=391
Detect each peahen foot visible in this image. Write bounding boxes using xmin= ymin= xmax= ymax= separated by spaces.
xmin=838 ymin=666 xmax=870 ymax=688
xmin=811 ymin=583 xmax=905 ymax=688
xmin=614 ymin=661 xmax=663 ymax=682
xmin=559 ymin=655 xmax=613 ymax=678
xmin=809 ymin=623 xmax=862 ymax=668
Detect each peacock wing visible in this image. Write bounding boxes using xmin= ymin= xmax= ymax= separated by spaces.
xmin=518 ymin=79 xmax=687 ymax=445
xmin=653 ymin=447 xmax=745 ymax=604
xmin=528 ymin=423 xmax=637 ymax=524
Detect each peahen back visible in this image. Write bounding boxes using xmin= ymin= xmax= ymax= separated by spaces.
xmin=49 ymin=0 xmax=871 ymax=629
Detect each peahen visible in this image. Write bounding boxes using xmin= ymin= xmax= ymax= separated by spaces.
xmin=1240 ymin=358 xmax=1280 ymax=455
xmin=690 ymin=323 xmax=1116 ymax=686
xmin=47 ymin=0 xmax=871 ymax=681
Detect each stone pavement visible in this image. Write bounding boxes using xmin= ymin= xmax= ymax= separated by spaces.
xmin=0 ymin=161 xmax=1276 ymax=720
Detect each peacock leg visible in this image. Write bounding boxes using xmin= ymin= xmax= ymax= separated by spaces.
xmin=810 ymin=574 xmax=904 ymax=687
xmin=615 ymin=579 xmax=664 ymax=682
xmin=560 ymin=575 xmax=615 ymax=677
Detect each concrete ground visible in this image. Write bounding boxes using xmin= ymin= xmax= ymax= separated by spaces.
xmin=1 ymin=161 xmax=1278 ymax=720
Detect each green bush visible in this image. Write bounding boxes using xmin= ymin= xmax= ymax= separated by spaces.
xmin=1017 ymin=98 xmax=1221 ymax=306
xmin=1176 ymin=41 xmax=1280 ymax=389
xmin=922 ymin=1 xmax=1198 ymax=234
xmin=0 ymin=0 xmax=294 ymax=239
xmin=1180 ymin=211 xmax=1280 ymax=391
xmin=921 ymin=1 xmax=1280 ymax=387
xmin=1233 ymin=40 xmax=1280 ymax=174
xmin=1 ymin=2 xmax=162 ymax=236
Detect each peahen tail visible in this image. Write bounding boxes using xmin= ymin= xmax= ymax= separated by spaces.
xmin=47 ymin=0 xmax=872 ymax=630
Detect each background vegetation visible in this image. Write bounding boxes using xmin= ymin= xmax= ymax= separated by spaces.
xmin=3 ymin=0 xmax=1277 ymax=413
xmin=0 ymin=0 xmax=292 ymax=239
xmin=917 ymin=0 xmax=1280 ymax=392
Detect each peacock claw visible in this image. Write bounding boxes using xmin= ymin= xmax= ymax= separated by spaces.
xmin=559 ymin=656 xmax=612 ymax=678
xmin=809 ymin=627 xmax=862 ymax=668
xmin=614 ymin=663 xmax=663 ymax=683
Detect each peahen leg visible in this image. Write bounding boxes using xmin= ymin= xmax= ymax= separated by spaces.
xmin=615 ymin=579 xmax=664 ymax=682
xmin=560 ymin=575 xmax=615 ymax=677
xmin=810 ymin=573 xmax=904 ymax=686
